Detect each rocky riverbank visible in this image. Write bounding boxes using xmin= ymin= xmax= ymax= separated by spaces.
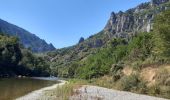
xmin=70 ymin=85 xmax=168 ymax=100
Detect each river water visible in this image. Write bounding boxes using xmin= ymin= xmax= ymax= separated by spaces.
xmin=0 ymin=77 xmax=58 ymax=100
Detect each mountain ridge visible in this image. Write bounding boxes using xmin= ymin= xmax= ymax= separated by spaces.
xmin=47 ymin=0 xmax=170 ymax=77
xmin=104 ymin=0 xmax=170 ymax=38
xmin=0 ymin=18 xmax=55 ymax=52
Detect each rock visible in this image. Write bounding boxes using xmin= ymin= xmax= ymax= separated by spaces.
xmin=79 ymin=37 xmax=85 ymax=43
xmin=151 ymin=0 xmax=169 ymax=6
xmin=104 ymin=0 xmax=170 ymax=39
xmin=95 ymin=39 xmax=103 ymax=47
xmin=70 ymin=85 xmax=167 ymax=100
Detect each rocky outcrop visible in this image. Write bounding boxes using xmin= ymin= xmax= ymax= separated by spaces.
xmin=151 ymin=0 xmax=169 ymax=6
xmin=79 ymin=37 xmax=85 ymax=43
xmin=104 ymin=0 xmax=170 ymax=38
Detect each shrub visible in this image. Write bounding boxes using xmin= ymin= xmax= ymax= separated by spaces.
xmin=116 ymin=74 xmax=146 ymax=93
xmin=155 ymin=68 xmax=170 ymax=86
xmin=148 ymin=84 xmax=161 ymax=96
xmin=110 ymin=64 xmax=124 ymax=81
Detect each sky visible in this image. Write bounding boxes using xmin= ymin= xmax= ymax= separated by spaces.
xmin=0 ymin=0 xmax=149 ymax=48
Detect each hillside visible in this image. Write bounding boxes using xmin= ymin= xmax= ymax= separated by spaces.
xmin=0 ymin=19 xmax=55 ymax=52
xmin=45 ymin=0 xmax=170 ymax=99
xmin=0 ymin=0 xmax=169 ymax=99
xmin=47 ymin=0 xmax=170 ymax=77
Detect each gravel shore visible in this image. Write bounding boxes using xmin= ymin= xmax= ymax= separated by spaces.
xmin=70 ymin=85 xmax=168 ymax=100
xmin=15 ymin=81 xmax=168 ymax=100
xmin=16 ymin=80 xmax=66 ymax=100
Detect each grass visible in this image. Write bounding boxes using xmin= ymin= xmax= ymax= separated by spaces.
xmin=43 ymin=79 xmax=89 ymax=100
xmin=43 ymin=65 xmax=170 ymax=99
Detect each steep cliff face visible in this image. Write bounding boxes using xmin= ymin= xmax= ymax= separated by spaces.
xmin=0 ymin=19 xmax=55 ymax=52
xmin=151 ymin=0 xmax=169 ymax=6
xmin=104 ymin=0 xmax=170 ymax=38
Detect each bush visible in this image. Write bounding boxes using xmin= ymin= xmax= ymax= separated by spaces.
xmin=110 ymin=64 xmax=124 ymax=81
xmin=127 ymin=32 xmax=153 ymax=62
xmin=155 ymin=68 xmax=170 ymax=86
xmin=148 ymin=84 xmax=161 ymax=96
xmin=116 ymin=74 xmax=147 ymax=93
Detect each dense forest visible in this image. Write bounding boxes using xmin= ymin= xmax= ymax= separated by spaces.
xmin=0 ymin=33 xmax=50 ymax=77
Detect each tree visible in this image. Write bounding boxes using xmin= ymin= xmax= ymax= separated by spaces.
xmin=153 ymin=10 xmax=170 ymax=59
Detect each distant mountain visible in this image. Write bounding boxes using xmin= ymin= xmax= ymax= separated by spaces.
xmin=0 ymin=19 xmax=55 ymax=52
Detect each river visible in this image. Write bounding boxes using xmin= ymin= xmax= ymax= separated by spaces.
xmin=0 ymin=77 xmax=58 ymax=100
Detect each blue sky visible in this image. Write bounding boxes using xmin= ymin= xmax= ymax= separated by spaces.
xmin=0 ymin=0 xmax=149 ymax=48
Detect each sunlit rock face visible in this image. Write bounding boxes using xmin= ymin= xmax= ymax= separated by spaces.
xmin=104 ymin=0 xmax=170 ymax=38
xmin=151 ymin=0 xmax=169 ymax=6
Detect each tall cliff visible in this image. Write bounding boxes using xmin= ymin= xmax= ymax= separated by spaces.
xmin=104 ymin=0 xmax=170 ymax=38
xmin=0 ymin=19 xmax=55 ymax=52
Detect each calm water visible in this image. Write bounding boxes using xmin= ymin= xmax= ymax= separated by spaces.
xmin=0 ymin=77 xmax=58 ymax=100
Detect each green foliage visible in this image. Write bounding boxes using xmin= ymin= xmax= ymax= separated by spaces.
xmin=75 ymin=38 xmax=127 ymax=79
xmin=68 ymin=62 xmax=79 ymax=77
xmin=0 ymin=35 xmax=22 ymax=65
xmin=0 ymin=34 xmax=50 ymax=77
xmin=117 ymin=74 xmax=147 ymax=93
xmin=20 ymin=49 xmax=50 ymax=76
xmin=0 ymin=19 xmax=55 ymax=52
xmin=74 ymin=32 xmax=155 ymax=79
xmin=127 ymin=32 xmax=154 ymax=62
xmin=111 ymin=64 xmax=124 ymax=81
xmin=153 ymin=10 xmax=170 ymax=59
xmin=148 ymin=84 xmax=161 ymax=96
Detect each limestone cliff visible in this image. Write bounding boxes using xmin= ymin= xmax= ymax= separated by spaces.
xmin=104 ymin=0 xmax=170 ymax=38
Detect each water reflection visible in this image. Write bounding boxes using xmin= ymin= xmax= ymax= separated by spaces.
xmin=0 ymin=78 xmax=57 ymax=100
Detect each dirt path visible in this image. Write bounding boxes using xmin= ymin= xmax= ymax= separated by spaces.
xmin=70 ymin=85 xmax=168 ymax=100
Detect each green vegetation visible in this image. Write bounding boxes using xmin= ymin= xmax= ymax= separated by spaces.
xmin=62 ymin=32 xmax=154 ymax=79
xmin=75 ymin=38 xmax=127 ymax=79
xmin=0 ymin=2 xmax=170 ymax=100
xmin=0 ymin=19 xmax=55 ymax=52
xmin=116 ymin=74 xmax=147 ymax=94
xmin=0 ymin=33 xmax=50 ymax=77
xmin=45 ymin=10 xmax=170 ymax=99
xmin=153 ymin=10 xmax=170 ymax=60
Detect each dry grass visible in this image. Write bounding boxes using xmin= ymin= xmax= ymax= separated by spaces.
xmin=122 ymin=67 xmax=133 ymax=76
xmin=89 ymin=75 xmax=116 ymax=89
xmin=43 ymin=65 xmax=170 ymax=99
xmin=43 ymin=79 xmax=89 ymax=100
xmin=140 ymin=67 xmax=158 ymax=86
